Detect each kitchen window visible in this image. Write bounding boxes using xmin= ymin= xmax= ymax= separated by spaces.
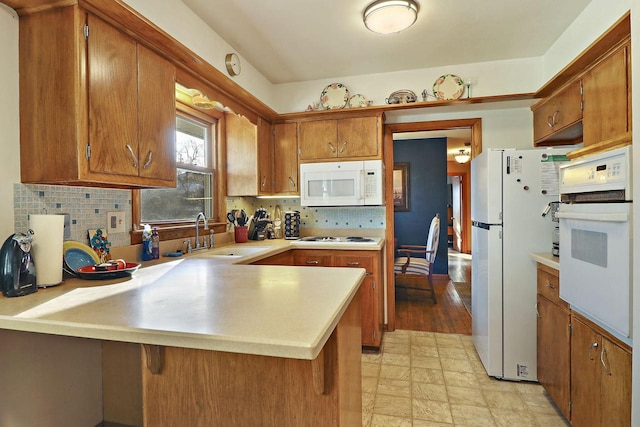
xmin=132 ymin=104 xmax=221 ymax=241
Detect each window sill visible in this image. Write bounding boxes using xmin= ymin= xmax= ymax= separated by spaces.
xmin=130 ymin=222 xmax=227 ymax=244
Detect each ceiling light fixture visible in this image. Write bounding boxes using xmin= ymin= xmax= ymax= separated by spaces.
xmin=363 ymin=0 xmax=419 ymax=34
xmin=454 ymin=149 xmax=471 ymax=164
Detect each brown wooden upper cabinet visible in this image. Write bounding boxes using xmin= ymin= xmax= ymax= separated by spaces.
xmin=227 ymin=118 xmax=299 ymax=196
xmin=532 ymin=80 xmax=583 ymax=146
xmin=298 ymin=116 xmax=381 ymax=162
xmin=226 ymin=114 xmax=259 ymax=196
xmin=273 ymin=123 xmax=299 ymax=194
xmin=532 ymin=35 xmax=631 ymax=150
xmin=19 ymin=6 xmax=176 ymax=188
xmin=582 ymin=42 xmax=631 ymax=147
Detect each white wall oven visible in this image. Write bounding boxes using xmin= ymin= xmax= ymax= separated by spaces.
xmin=557 ymin=146 xmax=632 ymax=343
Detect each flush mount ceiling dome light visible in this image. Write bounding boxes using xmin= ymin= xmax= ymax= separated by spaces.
xmin=454 ymin=149 xmax=471 ymax=164
xmin=363 ymin=0 xmax=419 ymax=34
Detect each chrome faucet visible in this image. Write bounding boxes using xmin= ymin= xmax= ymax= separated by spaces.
xmin=194 ymin=212 xmax=209 ymax=250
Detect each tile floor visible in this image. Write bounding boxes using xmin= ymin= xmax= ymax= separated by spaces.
xmin=362 ymin=330 xmax=570 ymax=426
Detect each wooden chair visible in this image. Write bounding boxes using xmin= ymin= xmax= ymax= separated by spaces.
xmin=394 ymin=213 xmax=440 ymax=304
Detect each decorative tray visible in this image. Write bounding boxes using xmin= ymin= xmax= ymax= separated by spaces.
xmin=76 ymin=262 xmax=140 ymax=280
xmin=386 ymin=90 xmax=417 ymax=104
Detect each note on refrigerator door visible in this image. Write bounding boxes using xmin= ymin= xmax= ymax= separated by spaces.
xmin=539 ymin=154 xmax=569 ymax=195
xmin=505 ymin=155 xmax=523 ymax=175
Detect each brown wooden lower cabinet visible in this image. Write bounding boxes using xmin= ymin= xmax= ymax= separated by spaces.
xmin=536 ymin=294 xmax=570 ymax=420
xmin=570 ymin=313 xmax=631 ymax=427
xmin=536 ymin=264 xmax=570 ymax=420
xmin=256 ymin=248 xmax=384 ymax=348
xmin=103 ymin=292 xmax=362 ymax=426
xmin=535 ymin=263 xmax=632 ymax=426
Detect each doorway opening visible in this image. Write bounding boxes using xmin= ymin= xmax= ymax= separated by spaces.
xmin=384 ymin=118 xmax=481 ymax=333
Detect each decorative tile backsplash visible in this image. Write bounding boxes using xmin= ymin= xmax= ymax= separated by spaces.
xmin=13 ymin=184 xmax=132 ymax=247
xmin=226 ymin=197 xmax=386 ymax=229
xmin=11 ymin=186 xmax=384 ymax=248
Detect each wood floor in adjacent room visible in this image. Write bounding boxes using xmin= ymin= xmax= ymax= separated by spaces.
xmin=395 ymin=250 xmax=472 ymax=334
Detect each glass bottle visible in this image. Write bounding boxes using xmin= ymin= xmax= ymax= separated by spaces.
xmin=151 ymin=228 xmax=160 ymax=259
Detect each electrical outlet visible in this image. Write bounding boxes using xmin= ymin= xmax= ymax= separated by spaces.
xmin=107 ymin=211 xmax=125 ymax=233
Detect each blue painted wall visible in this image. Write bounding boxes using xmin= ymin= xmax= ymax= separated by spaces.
xmin=393 ymin=138 xmax=448 ymax=275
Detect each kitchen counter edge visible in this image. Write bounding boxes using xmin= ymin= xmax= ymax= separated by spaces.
xmin=530 ymin=252 xmax=559 ymax=270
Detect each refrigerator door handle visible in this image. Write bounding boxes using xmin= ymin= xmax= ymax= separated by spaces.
xmin=472 ymin=221 xmax=491 ymax=230
xmin=472 ymin=221 xmax=501 ymax=230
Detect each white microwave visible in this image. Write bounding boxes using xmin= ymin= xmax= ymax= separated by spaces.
xmin=299 ymin=160 xmax=384 ymax=207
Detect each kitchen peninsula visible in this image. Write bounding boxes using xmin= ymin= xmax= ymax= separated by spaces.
xmin=0 ymin=254 xmax=364 ymax=426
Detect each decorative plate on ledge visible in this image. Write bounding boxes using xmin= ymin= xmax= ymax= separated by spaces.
xmin=433 ymin=74 xmax=465 ymax=100
xmin=348 ymin=93 xmax=368 ymax=108
xmin=320 ymin=83 xmax=349 ymax=109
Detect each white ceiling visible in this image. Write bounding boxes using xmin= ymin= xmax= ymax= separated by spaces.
xmin=181 ymin=0 xmax=592 ymax=85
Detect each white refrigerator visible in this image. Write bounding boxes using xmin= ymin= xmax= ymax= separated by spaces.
xmin=471 ymin=148 xmax=569 ymax=381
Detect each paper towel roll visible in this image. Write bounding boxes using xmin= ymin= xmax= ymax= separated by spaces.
xmin=29 ymin=214 xmax=65 ymax=287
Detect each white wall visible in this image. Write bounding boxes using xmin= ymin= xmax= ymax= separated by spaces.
xmin=542 ymin=0 xmax=632 ymax=81
xmin=122 ymin=0 xmax=274 ymax=108
xmin=273 ymin=57 xmax=542 ymax=114
xmin=386 ymin=106 xmax=536 ymax=151
xmin=0 ymin=5 xmax=20 ymax=239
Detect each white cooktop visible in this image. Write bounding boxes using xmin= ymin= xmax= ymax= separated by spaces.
xmin=290 ymin=236 xmax=383 ymax=247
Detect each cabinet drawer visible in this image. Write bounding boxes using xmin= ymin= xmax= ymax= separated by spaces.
xmin=292 ymin=250 xmax=332 ymax=267
xmin=333 ymin=255 xmax=374 ymax=273
xmin=537 ymin=264 xmax=567 ymax=308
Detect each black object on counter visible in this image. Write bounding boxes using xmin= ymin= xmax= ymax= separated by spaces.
xmin=0 ymin=231 xmax=38 ymax=297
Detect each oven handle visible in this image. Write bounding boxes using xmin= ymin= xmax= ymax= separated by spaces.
xmin=556 ymin=211 xmax=629 ymax=222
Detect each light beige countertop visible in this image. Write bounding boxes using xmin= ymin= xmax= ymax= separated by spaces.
xmin=530 ymin=252 xmax=560 ymax=270
xmin=0 ymin=251 xmax=365 ymax=360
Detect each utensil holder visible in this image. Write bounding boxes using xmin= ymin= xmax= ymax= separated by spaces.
xmin=234 ymin=226 xmax=248 ymax=243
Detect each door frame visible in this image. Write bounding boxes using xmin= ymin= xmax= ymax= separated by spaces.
xmin=384 ymin=118 xmax=482 ymax=332
xmin=447 ymin=166 xmax=471 ymax=254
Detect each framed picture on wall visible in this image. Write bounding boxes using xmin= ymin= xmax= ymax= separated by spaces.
xmin=393 ymin=163 xmax=410 ymax=211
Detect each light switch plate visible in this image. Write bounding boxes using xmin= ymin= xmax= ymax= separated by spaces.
xmin=107 ymin=211 xmax=125 ymax=233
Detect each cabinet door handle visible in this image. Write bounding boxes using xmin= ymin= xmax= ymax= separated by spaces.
xmin=346 ymin=261 xmax=360 ymax=266
xmin=600 ymin=348 xmax=612 ymax=376
xmin=288 ymin=176 xmax=296 ymax=189
xmin=546 ymin=110 xmax=559 ymax=128
xmin=305 ymin=260 xmax=319 ymax=265
xmin=143 ymin=150 xmax=153 ymax=169
xmin=545 ymin=282 xmax=556 ymax=290
xmin=328 ymin=142 xmax=336 ymax=153
xmin=261 ymin=176 xmax=267 ymax=188
xmin=339 ymin=141 xmax=348 ymax=154
xmin=126 ymin=144 xmax=139 ymax=168
xmin=588 ymin=342 xmax=599 ymax=360
xmin=535 ymin=303 xmax=540 ymax=318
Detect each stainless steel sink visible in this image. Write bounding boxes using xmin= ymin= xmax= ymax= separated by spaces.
xmin=199 ymin=246 xmax=271 ymax=258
